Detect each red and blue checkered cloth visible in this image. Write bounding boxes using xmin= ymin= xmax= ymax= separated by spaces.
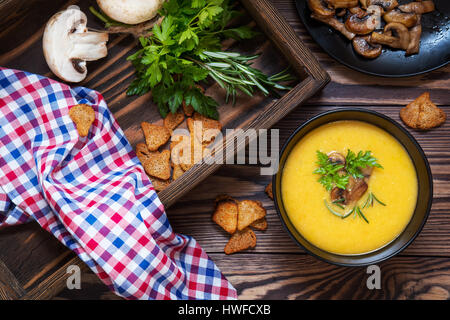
xmin=0 ymin=68 xmax=237 ymax=300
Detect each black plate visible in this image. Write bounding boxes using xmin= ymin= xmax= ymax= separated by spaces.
xmin=296 ymin=0 xmax=450 ymax=77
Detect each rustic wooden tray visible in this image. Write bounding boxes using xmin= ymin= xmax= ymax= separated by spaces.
xmin=0 ymin=0 xmax=328 ymax=299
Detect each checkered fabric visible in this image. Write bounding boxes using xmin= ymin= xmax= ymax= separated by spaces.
xmin=0 ymin=68 xmax=237 ymax=300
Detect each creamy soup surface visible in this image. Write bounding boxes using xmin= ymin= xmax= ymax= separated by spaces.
xmin=281 ymin=120 xmax=418 ymax=255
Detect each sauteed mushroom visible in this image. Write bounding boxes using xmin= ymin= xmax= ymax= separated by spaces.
xmin=384 ymin=9 xmax=418 ymax=28
xmin=371 ymin=22 xmax=410 ymax=50
xmin=352 ymin=35 xmax=382 ymax=58
xmin=326 ymin=0 xmax=359 ymax=8
xmin=399 ymin=1 xmax=435 ymax=14
xmin=360 ymin=0 xmax=398 ymax=11
xmin=328 ymin=151 xmax=346 ymax=165
xmin=345 ymin=5 xmax=382 ymax=34
xmin=311 ymin=13 xmax=356 ymax=40
xmin=343 ymin=177 xmax=368 ymax=205
xmin=406 ymin=16 xmax=422 ymax=55
xmin=308 ymin=0 xmax=335 ymax=17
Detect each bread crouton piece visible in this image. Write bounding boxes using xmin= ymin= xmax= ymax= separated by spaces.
xmin=265 ymin=182 xmax=273 ymax=200
xmin=136 ymin=142 xmax=152 ymax=166
xmin=212 ymin=196 xmax=238 ymax=234
xmin=141 ymin=122 xmax=171 ymax=151
xmin=163 ymin=111 xmax=184 ymax=132
xmin=172 ymin=164 xmax=184 ymax=181
xmin=182 ymin=101 xmax=194 ymax=117
xmin=250 ymin=218 xmax=268 ymax=231
xmin=237 ymin=200 xmax=266 ymax=231
xmin=144 ymin=149 xmax=171 ymax=180
xmin=400 ymin=92 xmax=446 ymax=130
xmin=149 ymin=176 xmax=171 ymax=192
xmin=187 ymin=113 xmax=222 ymax=145
xmin=179 ymin=134 xmax=204 ymax=172
xmin=69 ymin=104 xmax=95 ymax=137
xmin=224 ymin=228 xmax=257 ymax=255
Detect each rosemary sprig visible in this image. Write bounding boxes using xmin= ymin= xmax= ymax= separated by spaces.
xmin=192 ymin=51 xmax=294 ymax=104
xmin=363 ymin=192 xmax=386 ymax=208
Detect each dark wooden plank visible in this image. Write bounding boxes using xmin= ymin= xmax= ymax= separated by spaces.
xmin=54 ymin=254 xmax=450 ymax=300
xmin=0 ymin=259 xmax=25 ymax=299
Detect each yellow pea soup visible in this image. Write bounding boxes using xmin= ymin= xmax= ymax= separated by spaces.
xmin=281 ymin=120 xmax=418 ymax=255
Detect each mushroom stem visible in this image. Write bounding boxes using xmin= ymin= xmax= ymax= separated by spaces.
xmin=311 ymin=13 xmax=356 ymax=40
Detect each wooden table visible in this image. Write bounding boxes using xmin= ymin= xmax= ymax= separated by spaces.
xmin=1 ymin=0 xmax=449 ymax=300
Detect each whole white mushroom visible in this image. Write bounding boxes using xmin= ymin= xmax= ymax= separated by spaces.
xmin=43 ymin=7 xmax=108 ymax=83
xmin=96 ymin=0 xmax=165 ymax=25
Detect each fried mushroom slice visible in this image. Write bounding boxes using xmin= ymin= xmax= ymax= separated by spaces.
xmin=398 ymin=1 xmax=435 ymax=14
xmin=308 ymin=0 xmax=335 ymax=17
xmin=311 ymin=13 xmax=356 ymax=40
xmin=371 ymin=22 xmax=410 ymax=50
xmin=345 ymin=10 xmax=379 ymax=35
xmin=361 ymin=0 xmax=398 ymax=11
xmin=383 ymin=9 xmax=418 ymax=28
xmin=352 ymin=35 xmax=382 ymax=58
xmin=406 ymin=16 xmax=422 ymax=55
xmin=326 ymin=0 xmax=359 ymax=8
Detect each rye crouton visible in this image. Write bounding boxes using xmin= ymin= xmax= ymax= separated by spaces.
xmin=141 ymin=122 xmax=171 ymax=151
xmin=69 ymin=104 xmax=95 ymax=137
xmin=237 ymin=200 xmax=266 ymax=231
xmin=400 ymin=92 xmax=446 ymax=130
xmin=265 ymin=182 xmax=273 ymax=200
xmin=163 ymin=111 xmax=184 ymax=132
xmin=224 ymin=228 xmax=257 ymax=255
xmin=212 ymin=196 xmax=238 ymax=234
xmin=149 ymin=176 xmax=171 ymax=192
xmin=250 ymin=218 xmax=268 ymax=231
xmin=145 ymin=150 xmax=171 ymax=180
xmin=187 ymin=113 xmax=222 ymax=145
xmin=182 ymin=101 xmax=194 ymax=117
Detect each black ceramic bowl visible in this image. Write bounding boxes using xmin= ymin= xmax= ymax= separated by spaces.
xmin=273 ymin=109 xmax=433 ymax=266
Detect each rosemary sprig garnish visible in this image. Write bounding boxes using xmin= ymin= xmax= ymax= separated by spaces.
xmin=191 ymin=51 xmax=294 ymax=104
xmin=363 ymin=192 xmax=386 ymax=208
xmin=324 ymin=192 xmax=386 ymax=224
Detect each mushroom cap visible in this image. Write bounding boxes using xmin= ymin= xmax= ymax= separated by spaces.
xmin=383 ymin=9 xmax=418 ymax=28
xmin=97 ymin=0 xmax=164 ymax=25
xmin=43 ymin=7 xmax=108 ymax=83
xmin=352 ymin=36 xmax=382 ymax=58
xmin=307 ymin=0 xmax=335 ymax=17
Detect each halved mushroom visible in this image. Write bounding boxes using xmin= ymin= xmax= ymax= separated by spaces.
xmin=345 ymin=7 xmax=380 ymax=34
xmin=406 ymin=16 xmax=422 ymax=55
xmin=360 ymin=0 xmax=398 ymax=11
xmin=328 ymin=151 xmax=346 ymax=165
xmin=353 ymin=35 xmax=382 ymax=58
xmin=384 ymin=9 xmax=418 ymax=28
xmin=399 ymin=1 xmax=435 ymax=14
xmin=326 ymin=0 xmax=359 ymax=8
xmin=349 ymin=6 xmax=366 ymax=15
xmin=308 ymin=0 xmax=335 ymax=17
xmin=371 ymin=22 xmax=410 ymax=50
xmin=343 ymin=177 xmax=368 ymax=205
xmin=311 ymin=13 xmax=356 ymax=40
xmin=43 ymin=7 xmax=108 ymax=83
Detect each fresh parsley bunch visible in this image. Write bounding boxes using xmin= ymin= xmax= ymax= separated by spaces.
xmin=125 ymin=0 xmax=292 ymax=119
xmin=313 ymin=151 xmax=349 ymax=191
xmin=313 ymin=149 xmax=382 ymax=191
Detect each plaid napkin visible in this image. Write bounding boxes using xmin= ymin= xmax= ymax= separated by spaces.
xmin=0 ymin=68 xmax=237 ymax=300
